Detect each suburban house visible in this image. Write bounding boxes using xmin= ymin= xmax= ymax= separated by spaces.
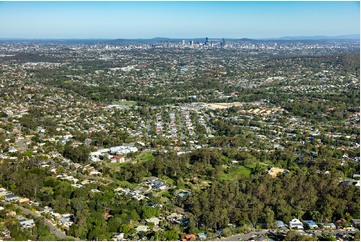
xmin=303 ymin=220 xmax=318 ymax=229
xmin=197 ymin=233 xmax=208 ymax=240
xmin=320 ymin=222 xmax=336 ymax=229
xmin=276 ymin=220 xmax=288 ymax=229
xmin=147 ymin=178 xmax=167 ymax=190
xmin=177 ymin=191 xmax=191 ymax=198
xmin=135 ymin=225 xmax=148 ymax=233
xmin=340 ymin=179 xmax=360 ymax=186
xmin=20 ymin=220 xmax=35 ymax=229
xmin=42 ymin=206 xmax=53 ymax=213
xmin=145 ymin=217 xmax=160 ymax=226
xmin=112 ymin=233 xmax=125 ymax=241
xmin=59 ymin=214 xmax=74 ymax=229
xmin=18 ymin=198 xmax=30 ymax=204
xmin=166 ymin=213 xmax=184 ymax=224
xmin=5 ymin=194 xmax=21 ymax=202
xmin=29 ymin=201 xmax=39 ymax=207
xmin=289 ymin=218 xmax=304 ymax=230
xmin=182 ymin=234 xmax=196 ymax=241
xmin=111 ymin=155 xmax=125 ymax=163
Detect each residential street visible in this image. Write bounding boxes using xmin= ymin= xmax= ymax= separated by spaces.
xmin=2 ymin=201 xmax=77 ymax=240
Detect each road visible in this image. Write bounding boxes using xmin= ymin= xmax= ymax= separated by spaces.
xmin=219 ymin=230 xmax=268 ymax=241
xmin=2 ymin=201 xmax=77 ymax=240
xmin=218 ymin=228 xmax=359 ymax=241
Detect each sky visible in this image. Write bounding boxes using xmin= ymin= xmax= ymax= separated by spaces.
xmin=0 ymin=1 xmax=359 ymax=39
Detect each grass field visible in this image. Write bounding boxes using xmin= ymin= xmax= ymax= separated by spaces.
xmin=220 ymin=165 xmax=252 ymax=181
xmin=115 ymin=180 xmax=137 ymax=189
xmin=104 ymin=162 xmax=122 ymax=172
xmin=138 ymin=152 xmax=154 ymax=162
xmin=220 ymin=161 xmax=269 ymax=181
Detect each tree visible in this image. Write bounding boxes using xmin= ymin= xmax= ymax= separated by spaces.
xmin=263 ymin=206 xmax=275 ymax=229
xmin=71 ymin=197 xmax=88 ymax=214
xmin=248 ymin=202 xmax=264 ymax=228
xmin=107 ymin=215 xmax=123 ymax=233
xmin=52 ymin=195 xmax=69 ymax=213
xmin=129 ymin=209 xmax=140 ymax=221
xmin=164 ymin=230 xmax=179 ymax=241
xmin=34 ymin=218 xmax=58 ymax=240
xmin=71 ymin=187 xmax=89 ymax=199
xmin=69 ymin=208 xmax=90 ymax=239
xmin=142 ymin=206 xmax=158 ymax=219
xmin=285 ymin=231 xmax=318 ymax=241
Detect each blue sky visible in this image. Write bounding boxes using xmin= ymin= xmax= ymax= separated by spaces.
xmin=0 ymin=1 xmax=359 ymax=39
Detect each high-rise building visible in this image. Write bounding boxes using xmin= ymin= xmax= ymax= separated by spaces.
xmin=205 ymin=37 xmax=209 ymax=45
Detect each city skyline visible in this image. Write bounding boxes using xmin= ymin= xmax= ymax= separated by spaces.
xmin=0 ymin=1 xmax=359 ymax=39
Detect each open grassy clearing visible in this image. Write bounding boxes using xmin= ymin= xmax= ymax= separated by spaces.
xmin=138 ymin=152 xmax=155 ymax=162
xmin=220 ymin=165 xmax=252 ymax=181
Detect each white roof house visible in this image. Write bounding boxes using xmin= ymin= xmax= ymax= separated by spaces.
xmin=135 ymin=225 xmax=148 ymax=232
xmin=112 ymin=233 xmax=125 ymax=241
xmin=20 ymin=219 xmax=35 ymax=228
xmin=289 ymin=218 xmax=304 ymax=229
xmin=145 ymin=217 xmax=160 ymax=226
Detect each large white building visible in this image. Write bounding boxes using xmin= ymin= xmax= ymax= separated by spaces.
xmin=89 ymin=145 xmax=138 ymax=162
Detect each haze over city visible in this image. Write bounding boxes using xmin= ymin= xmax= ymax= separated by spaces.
xmin=0 ymin=1 xmax=359 ymax=39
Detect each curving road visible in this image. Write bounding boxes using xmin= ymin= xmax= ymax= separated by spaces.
xmin=2 ymin=201 xmax=78 ymax=240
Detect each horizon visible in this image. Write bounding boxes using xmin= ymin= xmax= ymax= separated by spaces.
xmin=0 ymin=33 xmax=360 ymax=41
xmin=0 ymin=1 xmax=359 ymax=39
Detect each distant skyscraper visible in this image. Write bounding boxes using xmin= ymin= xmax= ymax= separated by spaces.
xmin=221 ymin=38 xmax=226 ymax=48
xmin=205 ymin=37 xmax=209 ymax=45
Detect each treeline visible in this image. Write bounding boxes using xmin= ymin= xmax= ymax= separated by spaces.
xmin=110 ymin=149 xmax=359 ymax=230
xmin=0 ymin=148 xmax=359 ymax=240
xmin=182 ymin=172 xmax=359 ymax=231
